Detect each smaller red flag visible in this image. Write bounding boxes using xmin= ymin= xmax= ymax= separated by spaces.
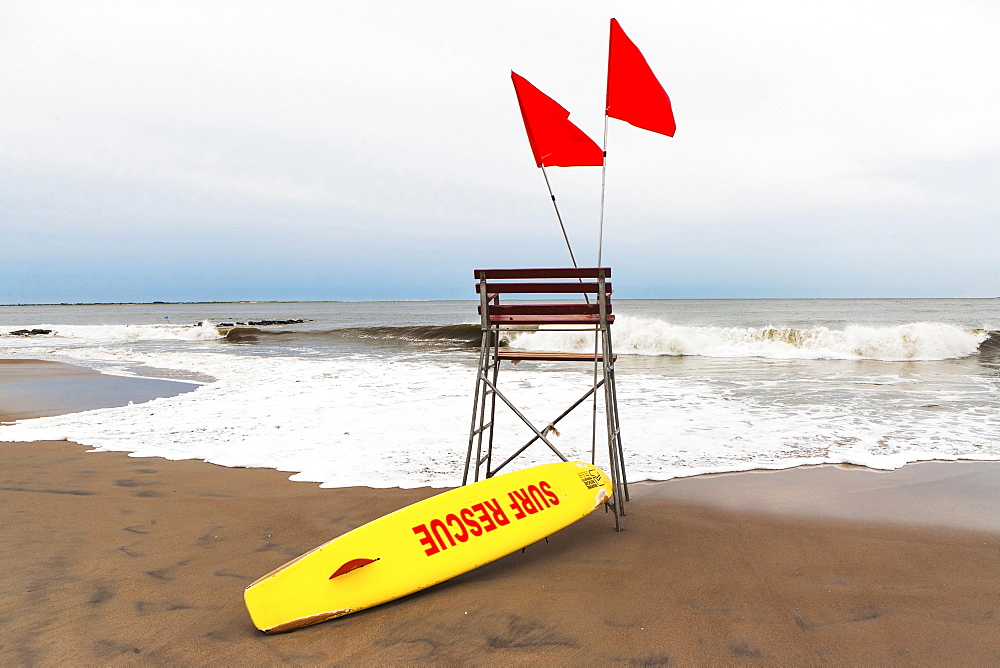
xmin=511 ymin=72 xmax=604 ymax=168
xmin=606 ymin=19 xmax=676 ymax=137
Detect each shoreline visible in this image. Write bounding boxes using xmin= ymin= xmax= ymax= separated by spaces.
xmin=3 ymin=358 xmax=998 ymax=490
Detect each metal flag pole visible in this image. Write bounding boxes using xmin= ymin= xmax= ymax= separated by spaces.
xmin=540 ymin=163 xmax=580 ymax=268
xmin=541 ymin=163 xmax=590 ymax=305
xmin=596 ymin=114 xmax=610 ymax=267
xmin=592 ymin=113 xmax=610 ymax=465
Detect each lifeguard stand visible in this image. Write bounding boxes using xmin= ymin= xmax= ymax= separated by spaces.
xmin=463 ymin=267 xmax=629 ymax=530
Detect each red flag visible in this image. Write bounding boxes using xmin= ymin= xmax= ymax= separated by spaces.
xmin=606 ymin=19 xmax=676 ymax=137
xmin=511 ymin=71 xmax=604 ymax=167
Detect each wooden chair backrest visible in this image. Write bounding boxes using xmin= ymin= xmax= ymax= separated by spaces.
xmin=474 ymin=268 xmax=613 ymax=326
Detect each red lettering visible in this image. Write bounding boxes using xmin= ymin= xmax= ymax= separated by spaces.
xmin=483 ymin=498 xmax=510 ymax=526
xmin=429 ymin=518 xmax=455 ymax=549
xmin=413 ymin=524 xmax=439 ymax=556
xmin=512 ymin=489 xmax=538 ymax=514
xmin=507 ymin=491 xmax=526 ymax=520
xmin=528 ymin=484 xmax=549 ymax=509
xmin=446 ymin=513 xmax=469 ymax=543
xmin=539 ymin=480 xmax=560 ymax=506
xmin=472 ymin=502 xmax=496 ymax=532
xmin=461 ymin=507 xmax=483 ymax=536
xmin=417 ymin=497 xmax=522 ymax=555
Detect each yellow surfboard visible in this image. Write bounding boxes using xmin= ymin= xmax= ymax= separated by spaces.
xmin=244 ymin=461 xmax=612 ymax=633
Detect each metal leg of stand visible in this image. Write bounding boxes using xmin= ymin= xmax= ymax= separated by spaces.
xmin=607 ymin=367 xmax=629 ymax=502
xmin=484 ymin=331 xmax=501 ymax=478
xmin=464 ymin=331 xmax=490 ymax=485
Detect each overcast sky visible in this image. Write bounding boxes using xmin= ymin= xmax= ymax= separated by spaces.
xmin=2 ymin=0 xmax=998 ymax=303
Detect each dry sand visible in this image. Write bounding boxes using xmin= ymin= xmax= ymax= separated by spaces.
xmin=1 ymin=360 xmax=999 ymax=665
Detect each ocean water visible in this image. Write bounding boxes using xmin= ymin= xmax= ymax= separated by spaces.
xmin=1 ymin=299 xmax=997 ymax=488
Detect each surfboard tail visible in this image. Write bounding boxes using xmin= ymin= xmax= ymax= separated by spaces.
xmin=263 ymin=609 xmax=354 ymax=634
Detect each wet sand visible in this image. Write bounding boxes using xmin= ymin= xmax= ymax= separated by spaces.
xmin=0 ymin=359 xmax=198 ymax=423
xmin=1 ymin=361 xmax=999 ymax=665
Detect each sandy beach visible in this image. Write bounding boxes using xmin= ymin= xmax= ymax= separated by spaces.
xmin=2 ymin=361 xmax=999 ymax=665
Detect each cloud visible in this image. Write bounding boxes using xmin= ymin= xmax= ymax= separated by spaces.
xmin=2 ymin=0 xmax=999 ymax=301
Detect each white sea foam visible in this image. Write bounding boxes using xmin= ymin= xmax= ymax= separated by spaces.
xmin=3 ymin=300 xmax=997 ymax=487
xmin=507 ymin=317 xmax=988 ymax=361
xmin=2 ymin=342 xmax=998 ymax=488
xmin=22 ymin=323 xmax=227 ymax=342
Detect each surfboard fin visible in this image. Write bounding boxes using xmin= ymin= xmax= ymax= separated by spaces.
xmin=329 ymin=558 xmax=379 ymax=579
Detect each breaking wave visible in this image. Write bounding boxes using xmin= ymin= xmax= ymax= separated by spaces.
xmin=7 ymin=319 xmax=995 ymax=362
xmin=979 ymin=330 xmax=1000 ymax=357
xmin=506 ymin=317 xmax=992 ymax=362
xmin=2 ymin=322 xmax=484 ymax=347
xmin=222 ymin=324 xmax=481 ymax=346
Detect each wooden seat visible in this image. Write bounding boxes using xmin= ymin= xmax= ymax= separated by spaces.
xmin=489 ymin=313 xmax=614 ymax=325
xmin=482 ymin=304 xmax=614 ymax=326
xmin=496 ymin=350 xmax=617 ymax=363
